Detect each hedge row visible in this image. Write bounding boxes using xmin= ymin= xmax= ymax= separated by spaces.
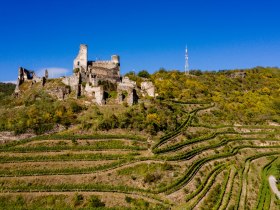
xmin=1 ymin=142 xmax=146 ymax=153
xmin=234 ymin=153 xmax=279 ymax=210
xmin=0 ymin=133 xmax=146 ymax=150
xmin=0 ymin=152 xmax=140 ymax=163
xmin=159 ymin=145 xmax=280 ymax=194
xmin=213 ymin=170 xmax=230 ymax=210
xmin=220 ymin=169 xmax=238 ymax=210
xmin=185 ymin=164 xmax=225 ymax=203
xmin=255 ymin=157 xmax=278 ymax=210
xmin=0 ymin=160 xmax=128 ymax=177
xmin=152 ymin=103 xmax=215 ymax=150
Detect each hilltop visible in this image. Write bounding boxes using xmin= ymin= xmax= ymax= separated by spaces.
xmin=0 ymin=67 xmax=279 ymax=209
xmin=1 ymin=67 xmax=279 ymax=136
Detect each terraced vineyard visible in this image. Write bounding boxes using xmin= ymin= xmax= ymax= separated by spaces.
xmin=0 ymin=101 xmax=280 ymax=209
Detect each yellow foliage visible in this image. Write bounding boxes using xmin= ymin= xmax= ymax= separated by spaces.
xmin=146 ymin=113 xmax=161 ymax=125
xmin=55 ymin=110 xmax=63 ymax=118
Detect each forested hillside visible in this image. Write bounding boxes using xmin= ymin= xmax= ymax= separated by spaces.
xmin=0 ymin=82 xmax=15 ymax=100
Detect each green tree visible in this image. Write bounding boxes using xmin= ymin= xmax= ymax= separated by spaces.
xmin=138 ymin=70 xmax=150 ymax=78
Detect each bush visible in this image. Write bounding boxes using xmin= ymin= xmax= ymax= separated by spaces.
xmin=144 ymin=173 xmax=162 ymax=184
xmin=162 ymin=162 xmax=173 ymax=170
xmin=70 ymin=101 xmax=83 ymax=113
xmin=73 ymin=193 xmax=84 ymax=206
xmin=81 ymin=82 xmax=87 ymax=87
xmin=125 ymin=196 xmax=133 ymax=203
xmin=88 ymin=195 xmax=105 ymax=208
xmin=73 ymin=68 xmax=80 ymax=73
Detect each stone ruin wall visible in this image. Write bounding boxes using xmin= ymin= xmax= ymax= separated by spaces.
xmin=89 ymin=61 xmax=118 ymax=69
xmin=141 ymin=81 xmax=155 ymax=97
xmin=117 ymin=77 xmax=139 ymax=106
xmin=15 ymin=67 xmax=44 ymax=94
xmin=88 ymin=66 xmax=120 ymax=81
xmin=84 ymin=84 xmax=104 ymax=105
xmin=61 ymin=73 xmax=80 ymax=89
xmin=87 ymin=60 xmax=120 ymax=83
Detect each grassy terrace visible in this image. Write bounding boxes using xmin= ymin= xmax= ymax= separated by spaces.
xmin=0 ymin=101 xmax=279 ymax=209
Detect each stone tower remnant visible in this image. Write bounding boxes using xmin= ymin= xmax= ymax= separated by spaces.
xmin=73 ymin=44 xmax=88 ymax=72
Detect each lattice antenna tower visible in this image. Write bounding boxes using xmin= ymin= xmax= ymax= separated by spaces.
xmin=185 ymin=45 xmax=189 ymax=75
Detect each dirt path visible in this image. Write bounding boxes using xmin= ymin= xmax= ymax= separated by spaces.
xmin=268 ymin=175 xmax=280 ymax=199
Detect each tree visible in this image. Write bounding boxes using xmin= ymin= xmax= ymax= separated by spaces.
xmin=138 ymin=70 xmax=150 ymax=78
xmin=124 ymin=71 xmax=135 ymax=77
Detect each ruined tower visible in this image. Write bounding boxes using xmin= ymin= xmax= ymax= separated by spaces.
xmin=73 ymin=44 xmax=88 ymax=71
xmin=111 ymin=55 xmax=120 ymax=65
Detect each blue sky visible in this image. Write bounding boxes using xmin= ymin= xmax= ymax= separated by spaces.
xmin=1 ymin=0 xmax=280 ymax=82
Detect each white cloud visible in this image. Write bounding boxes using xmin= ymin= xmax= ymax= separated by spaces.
xmin=2 ymin=81 xmax=17 ymax=84
xmin=36 ymin=67 xmax=71 ymax=78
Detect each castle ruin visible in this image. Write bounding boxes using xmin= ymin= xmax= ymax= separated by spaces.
xmin=73 ymin=44 xmax=120 ymax=84
xmin=15 ymin=44 xmax=155 ymax=105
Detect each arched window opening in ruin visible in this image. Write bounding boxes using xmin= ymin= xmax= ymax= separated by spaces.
xmin=77 ymin=61 xmax=80 ymax=66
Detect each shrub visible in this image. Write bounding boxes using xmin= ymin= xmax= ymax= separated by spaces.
xmin=73 ymin=68 xmax=80 ymax=73
xmin=125 ymin=196 xmax=133 ymax=203
xmin=81 ymin=82 xmax=87 ymax=87
xmin=161 ymin=162 xmax=173 ymax=170
xmin=88 ymin=195 xmax=105 ymax=208
xmin=73 ymin=193 xmax=84 ymax=206
xmin=70 ymin=102 xmax=83 ymax=113
xmin=144 ymin=173 xmax=162 ymax=184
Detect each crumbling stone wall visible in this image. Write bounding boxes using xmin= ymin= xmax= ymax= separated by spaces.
xmin=141 ymin=81 xmax=155 ymax=97
xmin=117 ymin=77 xmax=139 ymax=106
xmin=84 ymin=83 xmax=104 ymax=105
xmin=61 ymin=72 xmax=82 ymax=98
xmin=15 ymin=67 xmax=43 ymax=94
xmin=127 ymin=89 xmax=139 ymax=106
xmin=46 ymin=86 xmax=71 ymax=100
